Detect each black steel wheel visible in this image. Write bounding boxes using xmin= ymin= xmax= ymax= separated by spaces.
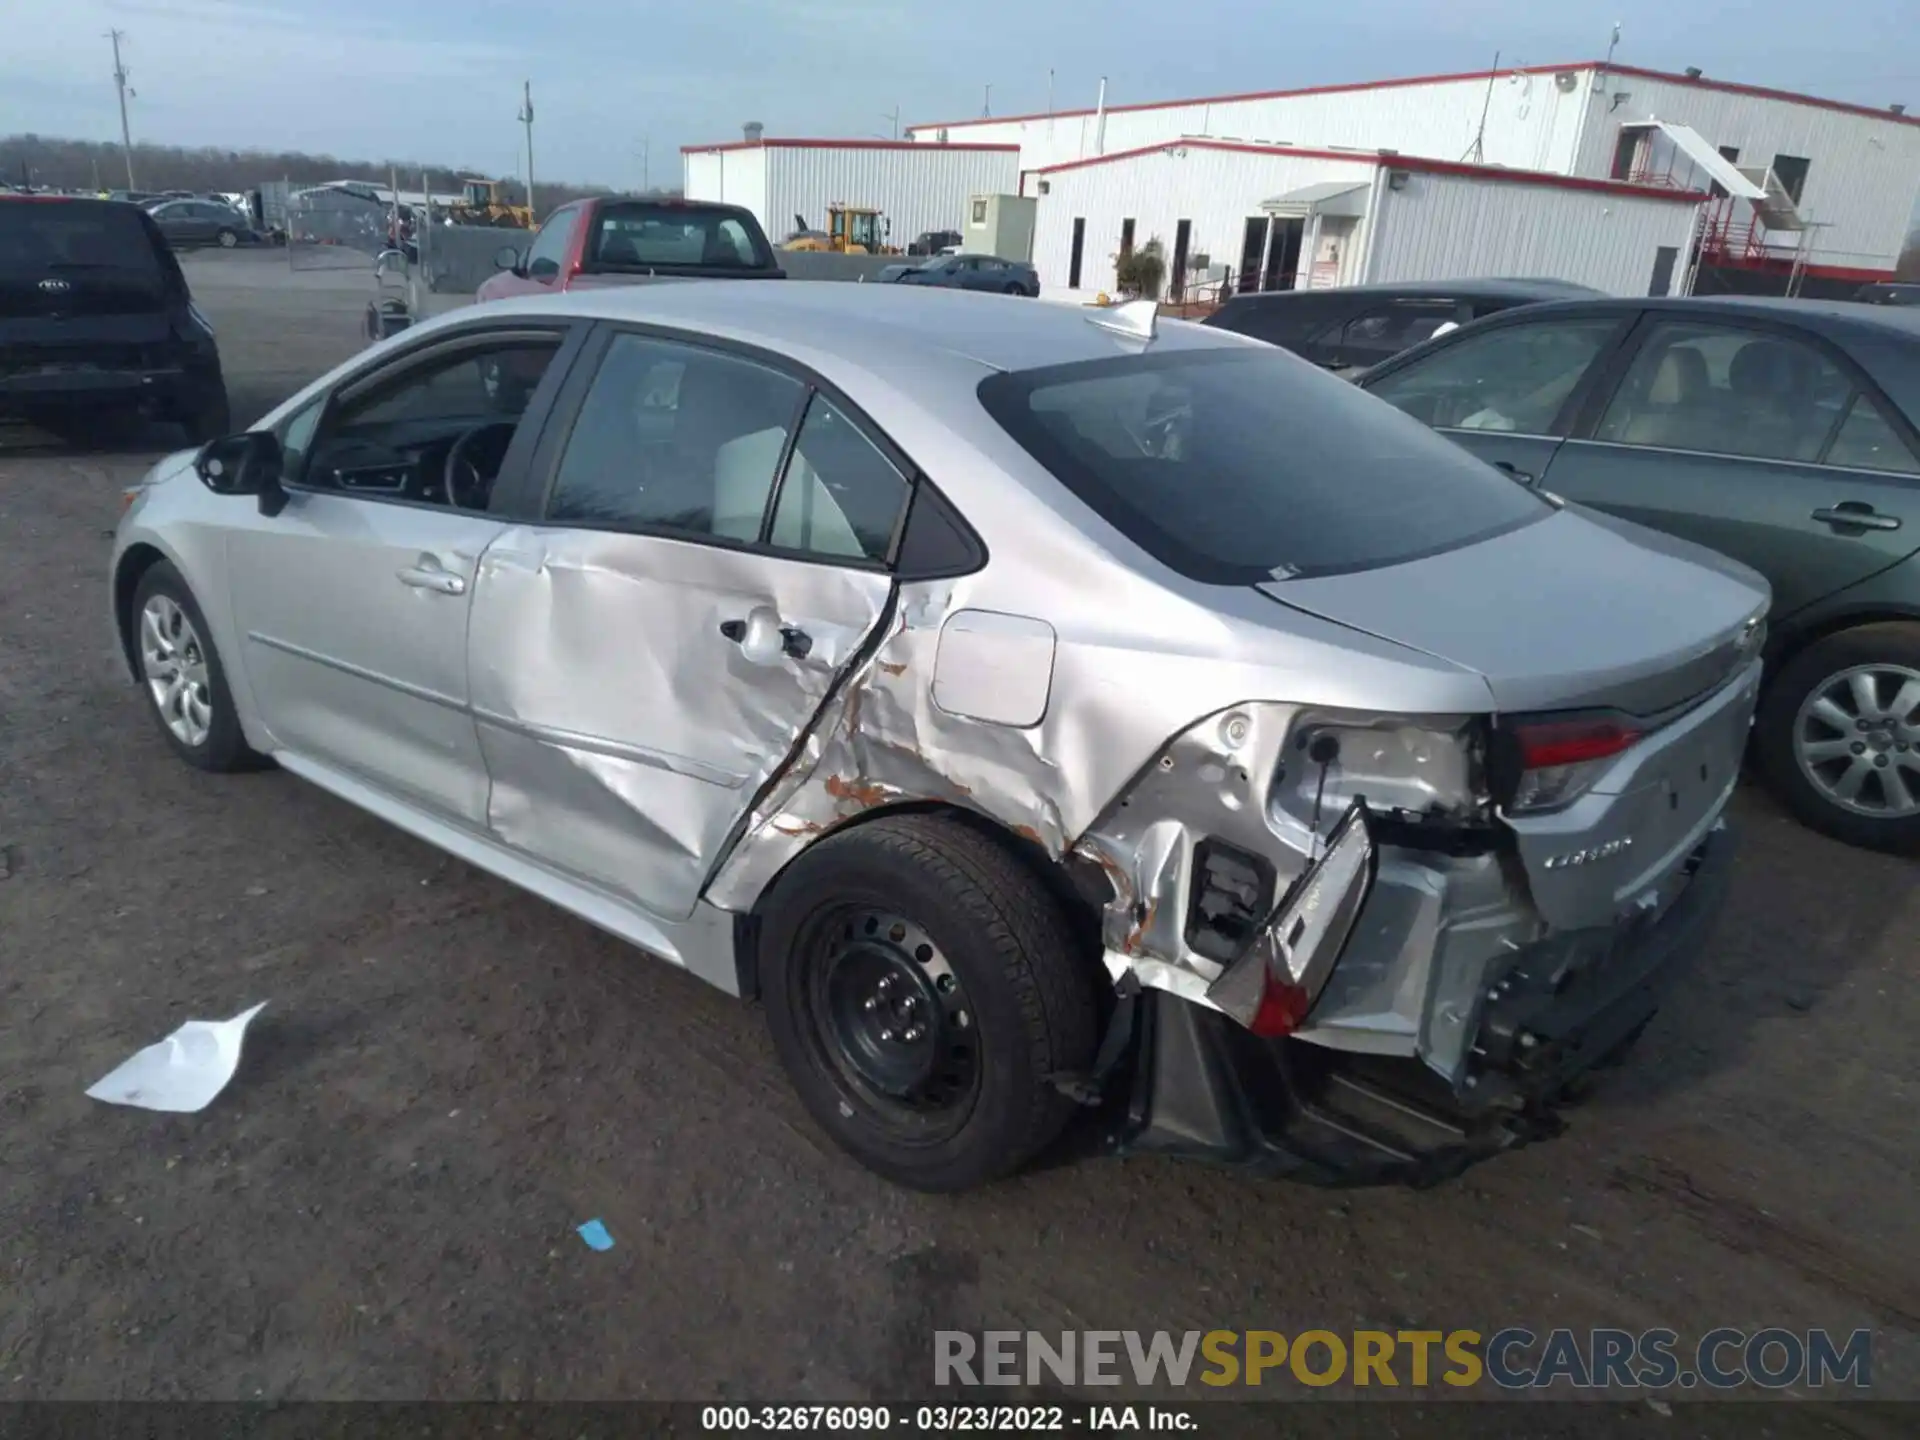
xmin=759 ymin=814 xmax=1100 ymax=1191
xmin=804 ymin=907 xmax=981 ymax=1137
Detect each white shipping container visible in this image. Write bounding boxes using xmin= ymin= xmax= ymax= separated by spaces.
xmin=682 ymin=141 xmax=1017 ymax=249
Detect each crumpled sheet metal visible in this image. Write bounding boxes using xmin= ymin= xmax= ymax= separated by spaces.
xmin=704 ymin=579 xmax=1537 ymax=1078
xmin=470 ymin=526 xmax=890 ymax=921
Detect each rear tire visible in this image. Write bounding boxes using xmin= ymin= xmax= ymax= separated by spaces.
xmin=758 ymin=814 xmax=1100 ymax=1192
xmin=1004 ymin=282 xmax=1024 ymax=295
xmin=129 ymin=561 xmax=265 ymax=774
xmin=216 ymin=228 xmax=239 ymax=249
xmin=1756 ymin=622 xmax=1920 ymax=853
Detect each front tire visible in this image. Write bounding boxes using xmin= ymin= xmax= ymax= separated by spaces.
xmin=216 ymin=228 xmax=239 ymax=249
xmin=130 ymin=561 xmax=263 ymax=773
xmin=1756 ymin=622 xmax=1920 ymax=853
xmin=758 ymin=814 xmax=1100 ymax=1192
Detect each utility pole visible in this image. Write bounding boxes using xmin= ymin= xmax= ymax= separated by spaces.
xmin=517 ymin=80 xmax=535 ymax=218
xmin=982 ymin=84 xmax=992 ymax=118
xmin=106 ymin=28 xmax=135 ymax=189
xmin=639 ymin=135 xmax=650 ymax=192
xmin=882 ymin=105 xmax=900 ymax=139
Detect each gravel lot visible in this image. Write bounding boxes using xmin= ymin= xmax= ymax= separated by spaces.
xmin=1 ymin=249 xmax=1915 ymax=1426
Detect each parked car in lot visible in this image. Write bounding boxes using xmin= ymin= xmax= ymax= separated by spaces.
xmin=907 ymin=229 xmax=962 ymax=256
xmin=147 ymin=197 xmax=256 ymax=249
xmin=1204 ymin=278 xmax=1605 ymax=374
xmin=111 ymin=284 xmax=1765 ymax=1192
xmin=1356 ymin=295 xmax=1920 ymax=852
xmin=1856 ymin=282 xmax=1920 ymax=308
xmin=479 ymin=196 xmax=784 ymax=306
xmin=882 ymin=253 xmax=1038 ymax=295
xmin=0 ymin=195 xmax=229 ymax=441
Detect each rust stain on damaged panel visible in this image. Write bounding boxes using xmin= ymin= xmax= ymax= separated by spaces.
xmin=877 ymin=660 xmax=908 ymax=676
xmin=825 ymin=775 xmax=896 ymax=809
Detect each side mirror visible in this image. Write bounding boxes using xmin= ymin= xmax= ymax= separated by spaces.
xmin=194 ymin=432 xmax=287 ymax=516
xmin=494 ymin=244 xmax=522 ymax=271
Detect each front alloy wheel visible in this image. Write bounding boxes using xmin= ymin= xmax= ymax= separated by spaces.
xmin=1792 ymin=663 xmax=1920 ymax=819
xmin=140 ymin=593 xmax=214 ymax=748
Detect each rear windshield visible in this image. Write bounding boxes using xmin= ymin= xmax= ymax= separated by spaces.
xmin=977 ymin=346 xmax=1548 ymax=583
xmin=0 ymin=200 xmax=165 ymax=277
xmin=586 ymin=202 xmax=774 ymax=271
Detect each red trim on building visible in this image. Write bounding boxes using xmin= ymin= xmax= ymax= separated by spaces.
xmin=908 ymin=61 xmax=1920 ymax=135
xmin=681 ymin=138 xmax=1019 ymax=155
xmin=1029 ymin=139 xmax=1708 ymax=203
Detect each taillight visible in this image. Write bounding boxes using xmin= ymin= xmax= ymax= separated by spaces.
xmin=1499 ymin=716 xmax=1643 ymax=813
xmin=1248 ymin=972 xmax=1311 ymax=1038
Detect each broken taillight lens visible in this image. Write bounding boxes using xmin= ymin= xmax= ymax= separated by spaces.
xmin=1502 ymin=716 xmax=1643 ymax=813
xmin=1247 ymin=974 xmax=1312 ymax=1038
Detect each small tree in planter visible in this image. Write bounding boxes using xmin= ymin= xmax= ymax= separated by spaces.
xmin=1114 ymin=237 xmax=1166 ymax=300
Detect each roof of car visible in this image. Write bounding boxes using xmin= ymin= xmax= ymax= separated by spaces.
xmin=1224 ymin=277 xmax=1604 ymax=306
xmin=1480 ymin=292 xmax=1920 ymax=342
xmin=466 ymin=280 xmax=1239 ymax=372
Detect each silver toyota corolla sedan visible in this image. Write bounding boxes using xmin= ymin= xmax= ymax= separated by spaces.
xmin=110 ymin=282 xmax=1770 ymax=1192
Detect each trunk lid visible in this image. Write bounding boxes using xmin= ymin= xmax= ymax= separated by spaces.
xmin=1258 ymin=505 xmax=1768 ymax=931
xmin=1257 ymin=504 xmax=1769 ymax=717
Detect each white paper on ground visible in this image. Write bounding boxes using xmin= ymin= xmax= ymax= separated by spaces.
xmin=85 ymin=1002 xmax=270 ymax=1113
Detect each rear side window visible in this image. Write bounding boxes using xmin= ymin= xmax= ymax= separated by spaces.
xmin=587 ymin=203 xmax=773 ymax=270
xmin=978 ymin=347 xmax=1548 ymax=584
xmin=0 ymin=201 xmax=165 ymax=278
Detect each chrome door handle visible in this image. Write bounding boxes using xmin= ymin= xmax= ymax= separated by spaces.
xmin=397 ymin=565 xmax=467 ymax=595
xmin=1811 ymin=505 xmax=1901 ymax=532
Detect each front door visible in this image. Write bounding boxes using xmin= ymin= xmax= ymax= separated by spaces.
xmin=1237 ymin=217 xmax=1267 ymax=295
xmin=1544 ymin=316 xmax=1920 ymax=616
xmin=225 ymin=326 xmax=575 ymax=826
xmin=1265 ymin=216 xmax=1304 ymax=292
xmin=465 ymin=328 xmax=905 ymax=921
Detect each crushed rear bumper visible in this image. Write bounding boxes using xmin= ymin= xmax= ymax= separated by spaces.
xmin=1112 ymin=818 xmax=1734 ymax=1186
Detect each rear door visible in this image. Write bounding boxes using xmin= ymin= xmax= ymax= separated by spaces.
xmin=1362 ymin=309 xmax=1636 ymax=486
xmin=1542 ymin=315 xmax=1920 ymax=616
xmin=465 ymin=325 xmax=908 ymax=921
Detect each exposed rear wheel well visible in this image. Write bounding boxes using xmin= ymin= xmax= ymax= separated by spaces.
xmin=113 ymin=543 xmax=169 ymax=676
xmin=733 ymin=801 xmax=1112 ymax=1003
xmin=1765 ymin=609 xmax=1920 ymax=694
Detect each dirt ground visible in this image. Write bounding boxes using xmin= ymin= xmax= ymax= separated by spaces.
xmin=1 ymin=250 xmax=1915 ymax=1427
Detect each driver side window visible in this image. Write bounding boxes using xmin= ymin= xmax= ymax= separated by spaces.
xmin=298 ymin=336 xmax=562 ymax=511
xmin=1367 ymin=317 xmax=1621 ymax=435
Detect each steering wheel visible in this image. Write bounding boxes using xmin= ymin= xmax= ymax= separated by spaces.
xmin=443 ymin=421 xmax=518 ymax=510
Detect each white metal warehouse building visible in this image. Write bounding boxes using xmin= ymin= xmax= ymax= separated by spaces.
xmin=1021 ymin=142 xmax=1705 ymax=300
xmin=681 ymin=138 xmax=1019 ymax=248
xmin=911 ymin=60 xmax=1920 ymax=294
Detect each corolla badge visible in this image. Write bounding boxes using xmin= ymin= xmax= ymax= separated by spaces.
xmin=37 ymin=278 xmax=72 ymax=293
xmin=1543 ymin=836 xmax=1633 ymax=869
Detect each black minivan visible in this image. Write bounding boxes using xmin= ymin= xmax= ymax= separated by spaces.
xmin=1 ymin=196 xmax=230 ymax=442
xmin=1203 ymin=277 xmax=1603 ymax=375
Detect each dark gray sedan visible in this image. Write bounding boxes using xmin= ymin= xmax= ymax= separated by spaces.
xmin=883 ymin=253 xmax=1038 ymax=296
xmin=1356 ymin=294 xmax=1920 ymax=852
xmin=147 ymin=198 xmax=254 ymax=249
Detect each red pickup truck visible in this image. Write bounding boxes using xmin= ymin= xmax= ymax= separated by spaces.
xmin=478 ymin=196 xmax=785 ymax=302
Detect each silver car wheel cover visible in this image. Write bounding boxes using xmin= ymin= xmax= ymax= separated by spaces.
xmin=1793 ymin=662 xmax=1920 ymax=819
xmin=139 ymin=594 xmax=214 ymax=748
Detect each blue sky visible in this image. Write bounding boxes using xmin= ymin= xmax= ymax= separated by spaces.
xmin=5 ymin=0 xmax=1919 ymax=189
